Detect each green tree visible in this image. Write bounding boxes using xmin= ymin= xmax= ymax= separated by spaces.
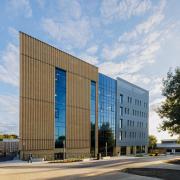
xmin=98 ymin=122 xmax=115 ymax=156
xmin=148 ymin=135 xmax=157 ymax=150
xmin=157 ymin=67 xmax=180 ymax=135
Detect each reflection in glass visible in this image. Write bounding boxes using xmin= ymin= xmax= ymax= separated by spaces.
xmin=91 ymin=81 xmax=96 ymax=157
xmin=55 ymin=68 xmax=66 ymax=148
xmin=98 ymin=73 xmax=116 ymax=156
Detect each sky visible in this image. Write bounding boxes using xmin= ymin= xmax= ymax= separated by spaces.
xmin=0 ymin=0 xmax=180 ymax=142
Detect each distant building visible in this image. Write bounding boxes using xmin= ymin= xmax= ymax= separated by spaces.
xmin=157 ymin=139 xmax=180 ymax=154
xmin=0 ymin=139 xmax=19 ymax=154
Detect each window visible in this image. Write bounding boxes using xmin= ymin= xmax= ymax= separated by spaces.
xmin=120 ymin=107 xmax=123 ymax=116
xmin=119 ymin=131 xmax=122 ymax=140
xmin=120 ymin=94 xmax=123 ymax=104
xmin=119 ymin=119 xmax=123 ymax=128
xmin=91 ymin=81 xmax=96 ymax=156
xmin=55 ymin=68 xmax=66 ymax=148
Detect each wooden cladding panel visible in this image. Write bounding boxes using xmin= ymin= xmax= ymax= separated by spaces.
xmin=21 ymin=33 xmax=97 ymax=81
xmin=20 ymin=32 xmax=98 ymax=153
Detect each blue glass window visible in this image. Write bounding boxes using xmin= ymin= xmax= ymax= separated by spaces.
xmin=55 ymin=68 xmax=66 ymax=148
xmin=90 ymin=81 xmax=96 ymax=156
xmin=98 ymin=73 xmax=116 ymax=156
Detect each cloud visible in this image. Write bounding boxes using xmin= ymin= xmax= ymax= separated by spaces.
xmin=8 ymin=27 xmax=19 ymax=40
xmin=99 ymin=0 xmax=168 ymax=78
xmin=86 ymin=45 xmax=98 ymax=55
xmin=0 ymin=95 xmax=18 ymax=134
xmin=102 ymin=44 xmax=126 ymax=61
xmin=100 ymin=0 xmax=151 ymax=22
xmin=0 ymin=43 xmax=19 ymax=86
xmin=42 ymin=17 xmax=92 ymax=49
xmin=58 ymin=0 xmax=82 ymax=20
xmin=7 ymin=0 xmax=32 ymax=18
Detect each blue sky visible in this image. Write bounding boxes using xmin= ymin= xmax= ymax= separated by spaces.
xmin=0 ymin=0 xmax=180 ymax=142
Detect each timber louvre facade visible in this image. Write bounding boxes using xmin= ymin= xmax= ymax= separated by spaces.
xmin=20 ymin=32 xmax=98 ymax=160
xmin=20 ymin=32 xmax=149 ymax=160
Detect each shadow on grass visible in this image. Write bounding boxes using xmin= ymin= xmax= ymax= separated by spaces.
xmin=121 ymin=168 xmax=180 ymax=180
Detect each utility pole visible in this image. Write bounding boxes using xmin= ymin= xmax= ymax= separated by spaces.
xmin=105 ymin=142 xmax=107 ymax=157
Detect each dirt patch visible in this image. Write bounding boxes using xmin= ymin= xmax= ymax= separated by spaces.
xmin=121 ymin=168 xmax=180 ymax=180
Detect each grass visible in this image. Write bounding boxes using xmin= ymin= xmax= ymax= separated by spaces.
xmin=49 ymin=158 xmax=82 ymax=163
xmin=135 ymin=154 xmax=144 ymax=157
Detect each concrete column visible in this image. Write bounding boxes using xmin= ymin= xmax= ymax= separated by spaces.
xmin=145 ymin=146 xmax=148 ymax=154
xmin=113 ymin=146 xmax=121 ymax=156
xmin=126 ymin=146 xmax=131 ymax=155
xmin=133 ymin=146 xmax=136 ymax=155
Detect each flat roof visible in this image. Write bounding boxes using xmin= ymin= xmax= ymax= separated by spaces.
xmin=117 ymin=77 xmax=149 ymax=93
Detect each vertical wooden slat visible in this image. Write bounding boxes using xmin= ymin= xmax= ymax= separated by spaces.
xmin=20 ymin=32 xmax=98 ymax=159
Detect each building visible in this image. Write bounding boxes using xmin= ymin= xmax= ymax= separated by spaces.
xmin=157 ymin=139 xmax=180 ymax=154
xmin=19 ymin=32 xmax=149 ymax=160
xmin=116 ymin=78 xmax=149 ymax=155
xmin=98 ymin=74 xmax=116 ymax=156
xmin=0 ymin=139 xmax=19 ymax=155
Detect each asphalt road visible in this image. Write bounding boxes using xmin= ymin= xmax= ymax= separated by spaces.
xmin=0 ymin=155 xmax=179 ymax=180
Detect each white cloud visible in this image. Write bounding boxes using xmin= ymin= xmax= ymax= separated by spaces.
xmin=100 ymin=0 xmax=151 ymax=22
xmin=58 ymin=0 xmax=82 ymax=20
xmin=42 ymin=17 xmax=92 ymax=48
xmin=0 ymin=43 xmax=19 ymax=86
xmin=8 ymin=27 xmax=19 ymax=40
xmin=7 ymin=0 xmax=32 ymax=18
xmin=0 ymin=95 xmax=18 ymax=134
xmin=100 ymin=0 xmax=167 ymax=77
xmin=86 ymin=45 xmax=98 ymax=55
xmin=102 ymin=44 xmax=126 ymax=61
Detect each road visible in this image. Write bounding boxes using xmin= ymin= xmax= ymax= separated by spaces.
xmin=0 ymin=155 xmax=179 ymax=180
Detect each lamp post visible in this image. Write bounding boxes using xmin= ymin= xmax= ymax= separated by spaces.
xmin=105 ymin=142 xmax=107 ymax=157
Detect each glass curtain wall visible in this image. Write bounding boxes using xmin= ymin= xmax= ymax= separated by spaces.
xmin=90 ymin=81 xmax=96 ymax=157
xmin=98 ymin=73 xmax=116 ymax=156
xmin=55 ymin=68 xmax=66 ymax=148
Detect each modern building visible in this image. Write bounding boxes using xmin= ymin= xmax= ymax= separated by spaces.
xmin=157 ymin=139 xmax=180 ymax=154
xmin=116 ymin=78 xmax=149 ymax=155
xmin=19 ymin=32 xmax=149 ymax=160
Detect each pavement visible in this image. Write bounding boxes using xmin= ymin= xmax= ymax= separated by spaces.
xmin=0 ymin=155 xmax=179 ymax=180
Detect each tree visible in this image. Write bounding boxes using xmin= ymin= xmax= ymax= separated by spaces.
xmin=98 ymin=122 xmax=115 ymax=156
xmin=157 ymin=67 xmax=180 ymax=135
xmin=148 ymin=135 xmax=157 ymax=150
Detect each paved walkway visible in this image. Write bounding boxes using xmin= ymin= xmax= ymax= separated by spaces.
xmin=0 ymin=155 xmax=179 ymax=180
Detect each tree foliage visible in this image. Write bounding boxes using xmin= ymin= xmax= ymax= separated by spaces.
xmin=148 ymin=135 xmax=157 ymax=148
xmin=157 ymin=67 xmax=180 ymax=135
xmin=0 ymin=134 xmax=18 ymax=140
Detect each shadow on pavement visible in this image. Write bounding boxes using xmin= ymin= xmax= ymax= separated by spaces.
xmin=121 ymin=168 xmax=180 ymax=180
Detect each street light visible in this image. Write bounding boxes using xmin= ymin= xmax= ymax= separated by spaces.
xmin=105 ymin=142 xmax=107 ymax=157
